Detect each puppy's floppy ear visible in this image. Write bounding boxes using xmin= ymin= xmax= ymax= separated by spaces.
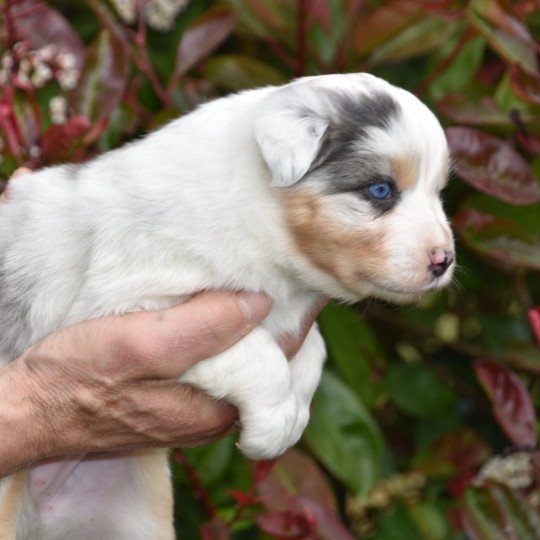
xmin=255 ymin=109 xmax=328 ymax=187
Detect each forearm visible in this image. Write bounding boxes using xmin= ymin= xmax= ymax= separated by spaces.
xmin=0 ymin=362 xmax=52 ymax=476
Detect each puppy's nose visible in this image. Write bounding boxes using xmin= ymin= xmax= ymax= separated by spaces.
xmin=428 ymin=248 xmax=454 ymax=278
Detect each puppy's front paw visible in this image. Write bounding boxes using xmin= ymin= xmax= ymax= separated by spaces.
xmin=237 ymin=396 xmax=309 ymax=460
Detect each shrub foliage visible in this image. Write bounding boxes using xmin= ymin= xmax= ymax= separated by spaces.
xmin=1 ymin=1 xmax=539 ymax=538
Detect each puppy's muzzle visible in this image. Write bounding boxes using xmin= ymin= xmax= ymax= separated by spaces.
xmin=428 ymin=248 xmax=454 ymax=278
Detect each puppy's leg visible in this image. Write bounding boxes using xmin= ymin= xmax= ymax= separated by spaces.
xmin=180 ymin=328 xmax=300 ymax=460
xmin=0 ymin=472 xmax=29 ymax=540
xmin=288 ymin=323 xmax=326 ymax=437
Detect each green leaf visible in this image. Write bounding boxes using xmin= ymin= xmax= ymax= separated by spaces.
xmin=408 ymin=502 xmax=450 ymax=540
xmin=430 ymin=35 xmax=486 ymax=99
xmin=318 ymin=303 xmax=385 ymax=407
xmin=352 ymin=0 xmax=427 ymax=57
xmin=181 ymin=437 xmax=235 ymax=486
xmin=468 ymin=8 xmax=537 ymax=74
xmin=367 ymin=16 xmax=457 ymax=65
xmin=203 ymin=55 xmax=286 ymax=91
xmin=387 ymin=364 xmax=456 ymax=418
xmin=303 ymin=370 xmax=384 ymax=496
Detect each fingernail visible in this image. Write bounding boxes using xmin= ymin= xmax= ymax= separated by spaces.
xmin=237 ymin=292 xmax=272 ymax=324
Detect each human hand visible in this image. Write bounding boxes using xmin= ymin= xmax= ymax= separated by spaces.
xmin=0 ymin=291 xmax=325 ymax=475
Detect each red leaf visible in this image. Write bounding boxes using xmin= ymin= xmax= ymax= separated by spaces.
xmin=295 ymin=497 xmax=355 ymax=540
xmin=40 ymin=115 xmax=90 ymax=163
xmin=516 ymin=131 xmax=540 ymax=155
xmin=172 ymin=7 xmax=235 ymax=81
xmin=437 ymin=95 xmax=509 ymax=126
xmin=256 ymin=510 xmax=316 ymax=539
xmin=70 ymin=27 xmax=129 ymax=121
xmin=528 ymin=307 xmax=540 ymax=348
xmin=453 ymin=208 xmax=540 ymax=270
xmin=510 ymin=64 xmax=540 ymax=105
xmin=446 ymin=127 xmax=540 ymax=205
xmin=257 ymin=449 xmax=338 ymax=514
xmin=200 ymin=517 xmax=230 ymax=540
xmin=474 ymin=360 xmax=537 ymax=447
xmin=12 ymin=1 xmax=85 ymax=70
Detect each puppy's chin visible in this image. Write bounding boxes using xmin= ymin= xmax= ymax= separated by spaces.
xmin=354 ymin=277 xmax=453 ymax=305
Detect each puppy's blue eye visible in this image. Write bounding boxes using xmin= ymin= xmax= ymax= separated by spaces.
xmin=367 ymin=182 xmax=393 ymax=200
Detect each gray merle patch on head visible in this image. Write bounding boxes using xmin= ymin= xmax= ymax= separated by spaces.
xmin=301 ymin=90 xmax=402 ymax=203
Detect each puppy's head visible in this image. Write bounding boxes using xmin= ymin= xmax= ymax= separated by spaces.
xmin=255 ymin=73 xmax=454 ymax=303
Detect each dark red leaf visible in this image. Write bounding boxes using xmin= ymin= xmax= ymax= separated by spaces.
xmin=448 ymin=469 xmax=477 ymax=497
xmin=446 ymin=127 xmax=540 ymax=205
xmin=257 ymin=449 xmax=338 ymax=514
xmin=474 ymin=360 xmax=537 ymax=447
xmin=40 ymin=115 xmax=90 ymax=163
xmin=200 ymin=517 xmax=230 ymax=540
xmin=415 ymin=428 xmax=490 ymax=478
xmin=12 ymin=1 xmax=85 ymax=70
xmin=454 ymin=208 xmax=540 ymax=270
xmin=509 ymin=64 xmax=540 ymax=105
xmin=528 ymin=307 xmax=540 ymax=348
xmin=70 ymin=27 xmax=129 ymax=121
xmin=295 ymin=497 xmax=355 ymax=540
xmin=172 ymin=7 xmax=235 ymax=81
xmin=437 ymin=95 xmax=510 ymax=126
xmin=256 ymin=510 xmax=316 ymax=539
xmin=517 ymin=131 xmax=540 ymax=155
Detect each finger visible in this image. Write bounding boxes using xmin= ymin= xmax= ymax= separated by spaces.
xmin=278 ymin=296 xmax=328 ymax=359
xmin=54 ymin=291 xmax=272 ymax=380
xmin=11 ymin=167 xmax=32 ymax=178
xmin=1 ymin=167 xmax=32 ymax=202
xmin=83 ymin=382 xmax=237 ymax=452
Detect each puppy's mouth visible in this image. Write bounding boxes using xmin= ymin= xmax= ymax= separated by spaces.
xmin=366 ymin=277 xmax=452 ymax=304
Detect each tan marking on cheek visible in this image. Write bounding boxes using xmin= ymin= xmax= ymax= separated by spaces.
xmin=282 ymin=189 xmax=389 ymax=291
xmin=392 ymin=155 xmax=419 ymax=191
xmin=0 ymin=471 xmax=28 ymax=538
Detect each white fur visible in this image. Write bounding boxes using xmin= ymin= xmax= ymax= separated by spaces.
xmin=0 ymin=73 xmax=454 ymax=538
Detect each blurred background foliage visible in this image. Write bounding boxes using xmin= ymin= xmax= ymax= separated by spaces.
xmin=1 ymin=0 xmax=540 ymax=538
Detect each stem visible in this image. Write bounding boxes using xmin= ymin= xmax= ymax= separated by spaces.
xmin=129 ymin=0 xmax=169 ymax=108
xmin=174 ymin=450 xmax=218 ymax=519
xmin=266 ymin=38 xmax=297 ymax=72
xmin=296 ymin=0 xmax=307 ymax=76
xmin=2 ymin=0 xmax=17 ymax=47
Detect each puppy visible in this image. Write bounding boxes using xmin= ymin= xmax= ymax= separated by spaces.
xmin=0 ymin=73 xmax=454 ymax=539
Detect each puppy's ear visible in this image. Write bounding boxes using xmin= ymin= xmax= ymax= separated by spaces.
xmin=255 ymin=109 xmax=328 ymax=187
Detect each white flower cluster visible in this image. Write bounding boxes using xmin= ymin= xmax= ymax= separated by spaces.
xmin=49 ymin=96 xmax=69 ymax=125
xmin=145 ymin=0 xmax=189 ymax=31
xmin=110 ymin=0 xmax=190 ymax=31
xmin=474 ymin=451 xmax=534 ymax=490
xmin=0 ymin=43 xmax=80 ymax=91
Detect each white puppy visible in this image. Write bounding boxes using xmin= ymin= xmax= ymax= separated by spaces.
xmin=0 ymin=73 xmax=454 ymax=539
